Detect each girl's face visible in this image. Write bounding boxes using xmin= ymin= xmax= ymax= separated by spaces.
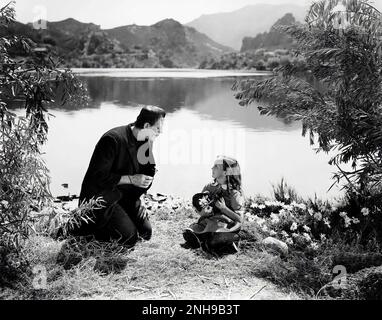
xmin=212 ymin=162 xmax=226 ymax=184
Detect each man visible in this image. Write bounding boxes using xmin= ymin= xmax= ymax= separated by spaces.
xmin=71 ymin=106 xmax=166 ymax=247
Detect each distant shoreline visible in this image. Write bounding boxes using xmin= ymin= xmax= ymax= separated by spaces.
xmin=70 ymin=68 xmax=272 ymax=78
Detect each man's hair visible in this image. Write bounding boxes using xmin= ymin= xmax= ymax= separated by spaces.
xmin=135 ymin=105 xmax=166 ymax=129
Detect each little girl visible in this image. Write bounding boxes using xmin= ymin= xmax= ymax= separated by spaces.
xmin=183 ymin=156 xmax=245 ymax=255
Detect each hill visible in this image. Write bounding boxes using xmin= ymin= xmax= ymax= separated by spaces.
xmin=1 ymin=18 xmax=233 ymax=68
xmin=186 ymin=3 xmax=307 ymax=50
xmin=199 ymin=13 xmax=305 ymax=71
xmin=241 ymin=13 xmax=297 ymax=52
xmin=105 ymin=18 xmax=233 ymax=68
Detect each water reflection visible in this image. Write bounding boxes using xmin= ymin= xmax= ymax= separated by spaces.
xmin=9 ymin=71 xmax=340 ymax=200
xmin=55 ymin=76 xmax=298 ymax=132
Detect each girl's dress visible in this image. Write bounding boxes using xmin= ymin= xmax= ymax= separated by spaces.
xmin=187 ymin=182 xmax=245 ymax=246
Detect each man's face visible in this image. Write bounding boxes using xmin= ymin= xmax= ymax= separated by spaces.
xmin=143 ymin=117 xmax=164 ymax=141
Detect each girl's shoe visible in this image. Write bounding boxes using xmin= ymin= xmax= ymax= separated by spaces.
xmin=183 ymin=229 xmax=201 ymax=249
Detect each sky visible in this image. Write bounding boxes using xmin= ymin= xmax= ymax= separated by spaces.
xmin=12 ymin=0 xmax=315 ymax=29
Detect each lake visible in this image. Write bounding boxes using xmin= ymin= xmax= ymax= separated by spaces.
xmin=39 ymin=68 xmax=342 ymax=201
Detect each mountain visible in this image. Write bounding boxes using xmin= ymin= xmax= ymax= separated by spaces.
xmin=105 ymin=19 xmax=233 ymax=68
xmin=2 ymin=18 xmax=233 ymax=68
xmin=186 ymin=3 xmax=307 ymax=50
xmin=199 ymin=13 xmax=304 ymax=71
xmin=241 ymin=13 xmax=297 ymax=52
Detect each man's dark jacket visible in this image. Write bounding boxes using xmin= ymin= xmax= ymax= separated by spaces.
xmin=78 ymin=123 xmax=155 ymax=231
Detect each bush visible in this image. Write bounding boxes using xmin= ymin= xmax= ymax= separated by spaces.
xmin=234 ymin=0 xmax=382 ymax=205
xmin=267 ymin=57 xmax=281 ymax=70
xmin=274 ymin=49 xmax=290 ymax=56
xmin=160 ymin=58 xmax=174 ymax=68
xmin=255 ymin=59 xmax=266 ymax=71
xmin=0 ymin=2 xmax=90 ymax=286
xmin=279 ymin=56 xmax=292 ymax=66
xmin=1 ymin=118 xmax=52 ymax=251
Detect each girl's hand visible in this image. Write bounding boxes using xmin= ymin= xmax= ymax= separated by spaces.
xmin=215 ymin=198 xmax=226 ymax=210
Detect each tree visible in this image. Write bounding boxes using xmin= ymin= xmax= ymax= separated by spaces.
xmin=233 ymin=0 xmax=382 ymax=197
xmin=0 ymin=1 xmax=87 ymax=258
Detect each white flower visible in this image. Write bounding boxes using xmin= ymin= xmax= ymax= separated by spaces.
xmin=250 ymin=203 xmax=257 ymax=209
xmin=282 ymin=205 xmax=293 ymax=211
xmin=310 ymin=242 xmax=319 ymax=250
xmin=352 ymin=218 xmax=361 ymax=225
xmin=1 ymin=200 xmax=9 ymax=208
xmin=286 ymin=238 xmax=294 ymax=245
xmin=339 ymin=211 xmax=348 ymax=218
xmin=303 ymin=225 xmax=311 ymax=232
xmin=323 ymin=218 xmax=331 ymax=229
xmin=258 ymin=204 xmax=266 ymax=210
xmin=261 ymin=225 xmax=269 ymax=232
xmin=344 ymin=216 xmax=352 ymax=228
xmin=314 ymin=212 xmax=323 ymax=221
xmin=303 ymin=233 xmax=312 ymax=242
xmin=361 ymin=208 xmax=370 ymax=216
xmin=290 ymin=222 xmax=298 ymax=231
xmin=281 ymin=231 xmax=289 ymax=238
xmin=270 ymin=213 xmax=280 ymax=224
xmin=292 ymin=202 xmax=307 ymax=211
xmin=279 ymin=209 xmax=288 ymax=217
xmin=254 ymin=216 xmax=266 ymax=226
xmin=265 ymin=201 xmax=283 ymax=207
xmin=204 ymin=206 xmax=213 ymax=214
xmin=270 ymin=230 xmax=277 ymax=236
xmin=320 ymin=234 xmax=327 ymax=241
xmin=199 ymin=197 xmax=210 ymax=208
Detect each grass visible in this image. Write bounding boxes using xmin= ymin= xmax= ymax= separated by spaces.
xmin=0 ymin=195 xmax=301 ymax=300
xmin=4 ymin=188 xmax=379 ymax=300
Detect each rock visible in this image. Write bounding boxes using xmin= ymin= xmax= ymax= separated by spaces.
xmin=261 ymin=237 xmax=288 ymax=256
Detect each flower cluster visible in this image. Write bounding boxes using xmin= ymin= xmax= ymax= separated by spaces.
xmin=244 ymin=197 xmax=336 ymax=250
xmin=198 ymin=194 xmax=213 ymax=214
xmin=244 ymin=191 xmax=382 ymax=251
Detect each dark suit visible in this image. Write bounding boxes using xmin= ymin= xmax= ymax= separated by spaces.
xmin=72 ymin=123 xmax=156 ymax=245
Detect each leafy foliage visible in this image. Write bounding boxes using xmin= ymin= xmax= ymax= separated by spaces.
xmin=233 ymin=0 xmax=382 ymax=195
xmin=0 ymin=2 xmax=88 ymax=259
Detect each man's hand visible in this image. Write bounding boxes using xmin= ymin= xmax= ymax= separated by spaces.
xmin=130 ymin=174 xmax=153 ymax=188
xmin=119 ymin=174 xmax=153 ymax=188
xmin=137 ymin=205 xmax=148 ymax=221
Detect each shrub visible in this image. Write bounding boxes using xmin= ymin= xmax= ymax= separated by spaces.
xmin=279 ymin=56 xmax=292 ymax=66
xmin=0 ymin=2 xmax=90 ymax=285
xmin=234 ymin=0 xmax=382 ymax=209
xmin=267 ymin=57 xmax=280 ymax=69
xmin=274 ymin=49 xmax=290 ymax=56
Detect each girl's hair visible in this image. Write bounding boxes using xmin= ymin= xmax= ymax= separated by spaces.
xmin=215 ymin=156 xmax=242 ymax=193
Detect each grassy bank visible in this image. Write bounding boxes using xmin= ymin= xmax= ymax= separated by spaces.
xmin=2 ymin=183 xmax=381 ymax=300
xmin=1 ymin=196 xmax=300 ymax=300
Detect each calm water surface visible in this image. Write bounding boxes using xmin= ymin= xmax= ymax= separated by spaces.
xmin=36 ymin=69 xmax=342 ymax=200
